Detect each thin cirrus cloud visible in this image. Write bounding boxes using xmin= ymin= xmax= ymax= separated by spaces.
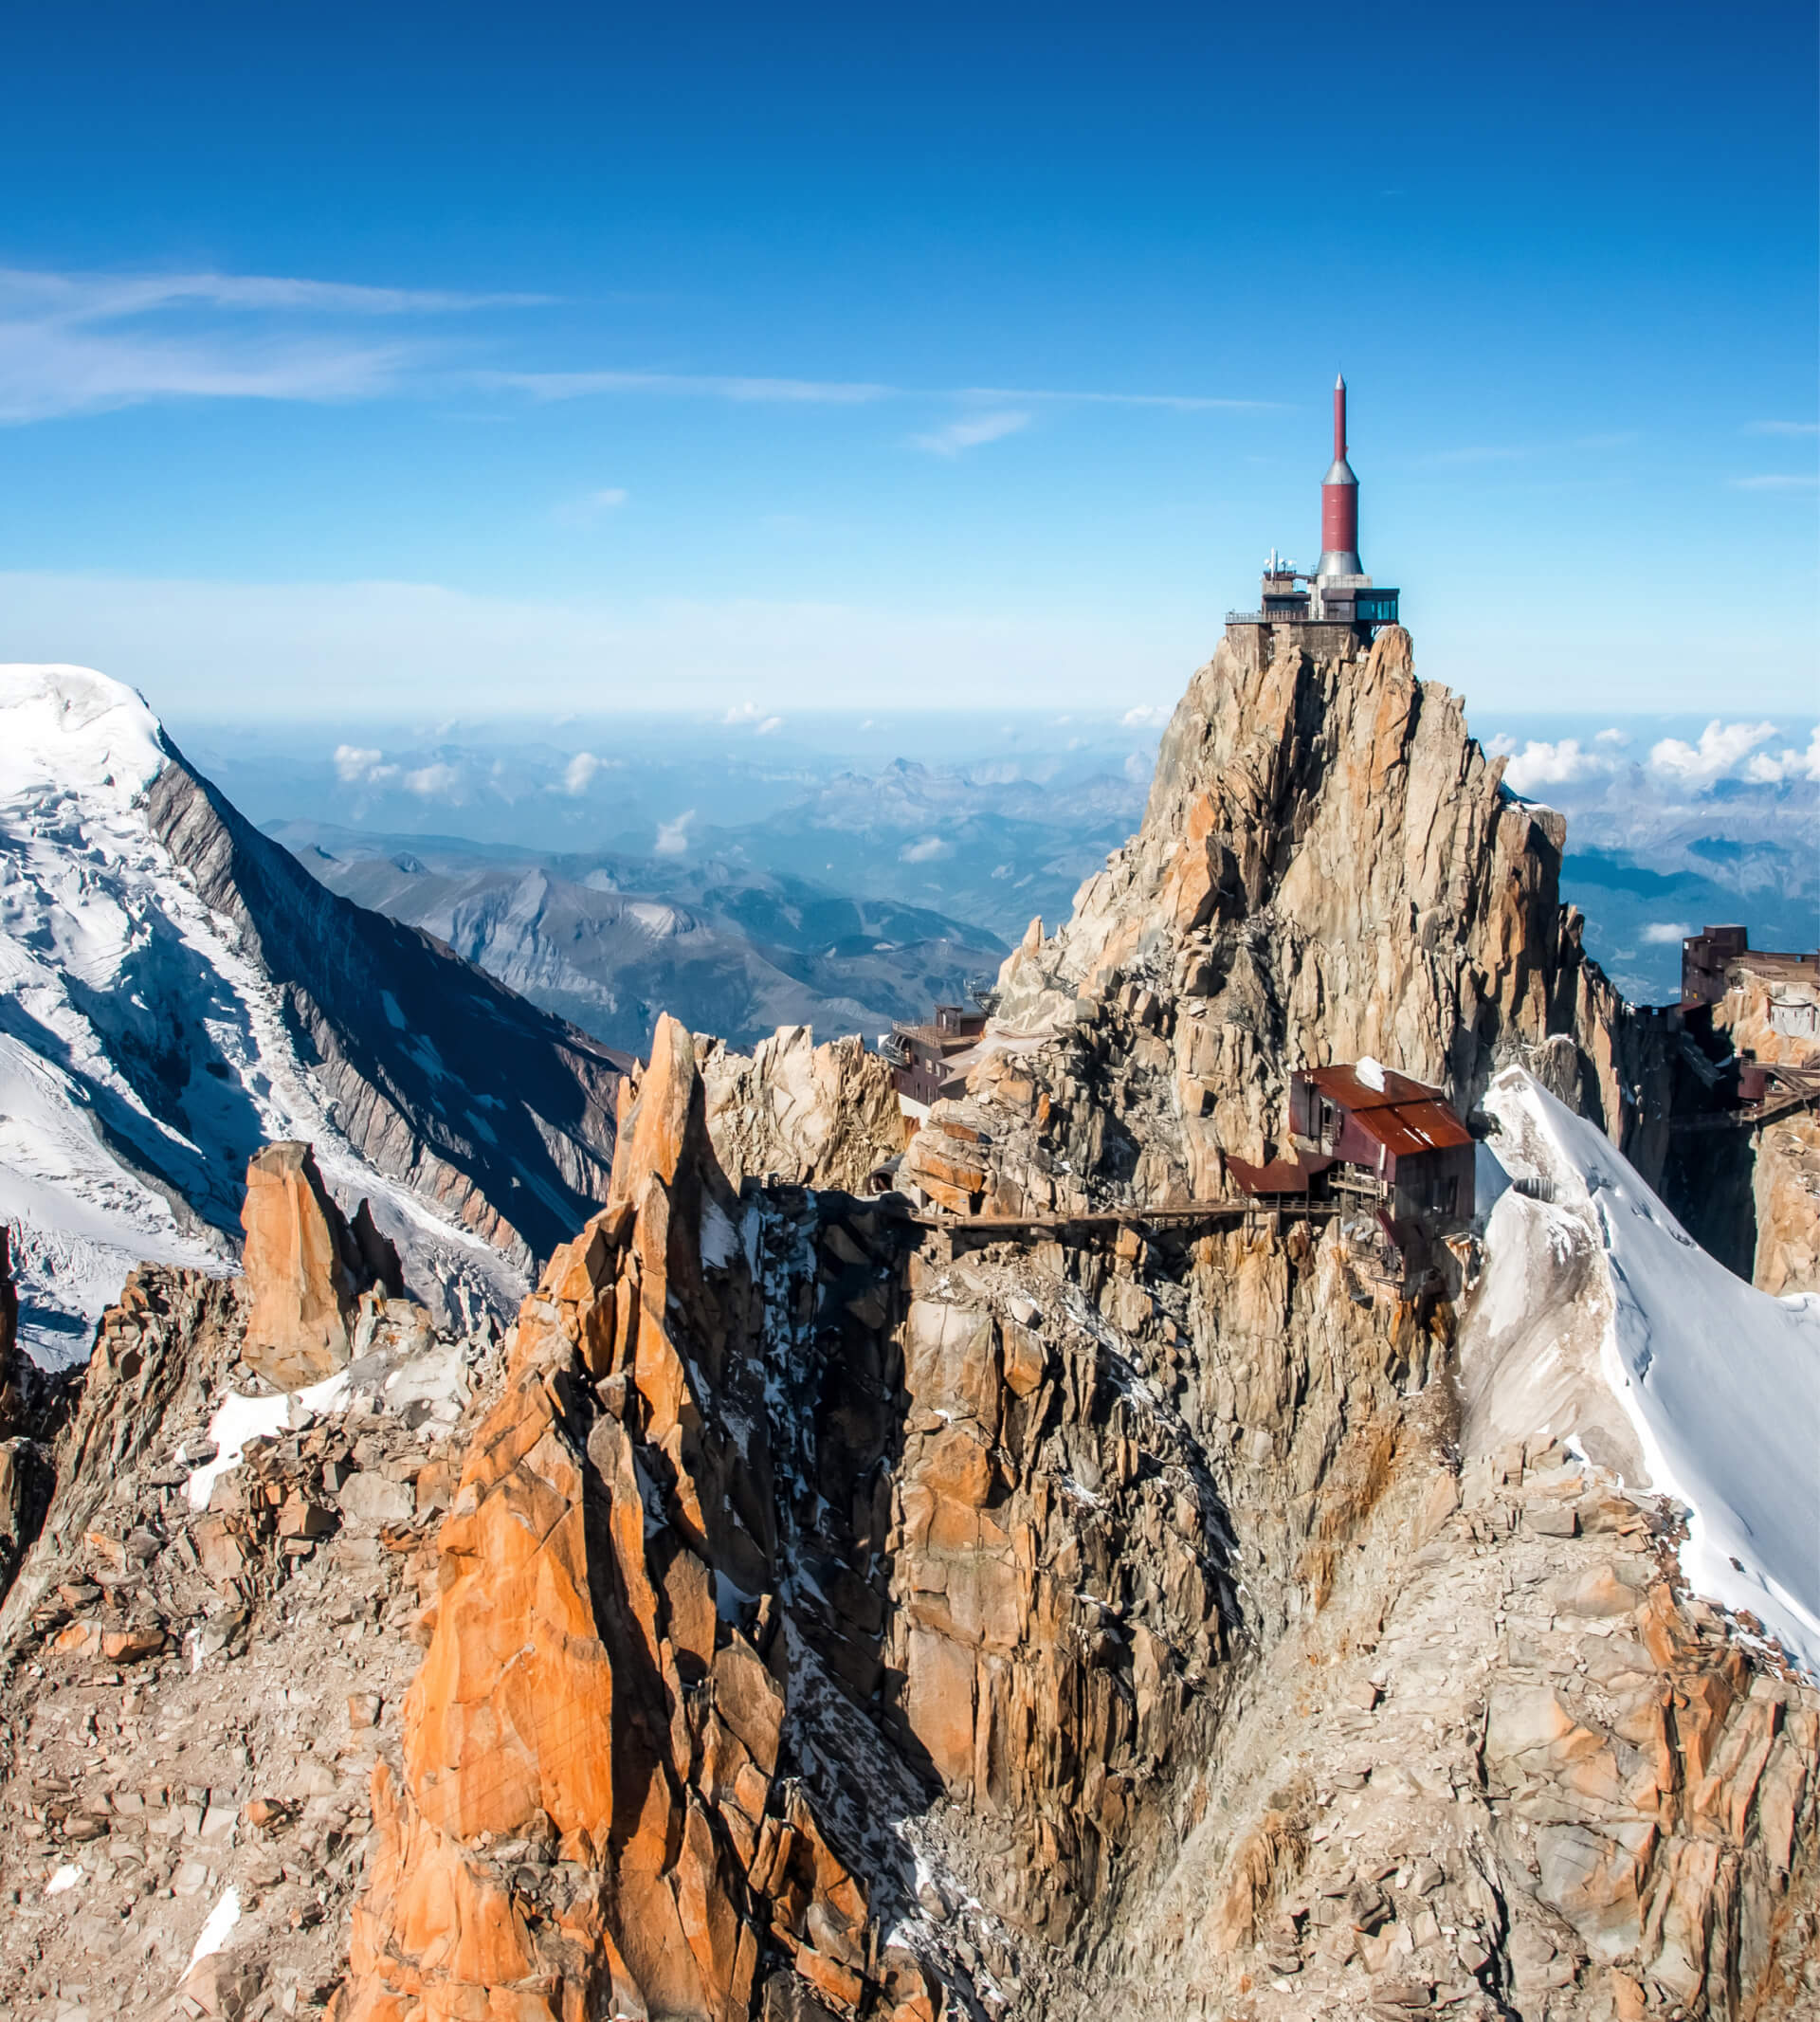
xmin=1729 ymin=473 xmax=1820 ymax=491
xmin=1744 ymin=420 xmax=1820 ymax=437
xmin=488 ymin=368 xmax=893 ymax=406
xmin=0 ymin=263 xmax=546 ymax=423
xmin=0 ymin=266 xmax=546 ymax=320
xmin=554 ymin=486 xmax=630 ymax=524
xmin=0 ymin=262 xmax=1276 ymax=428
xmin=486 ymin=368 xmax=1274 ymax=420
xmin=913 ymin=410 xmax=1031 ymax=457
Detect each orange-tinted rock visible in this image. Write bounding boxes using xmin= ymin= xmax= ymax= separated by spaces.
xmin=901 ymin=1625 xmax=976 ymax=1788
xmin=241 ymin=1141 xmax=362 ymax=1388
xmin=332 ymin=1008 xmax=879 ymax=2022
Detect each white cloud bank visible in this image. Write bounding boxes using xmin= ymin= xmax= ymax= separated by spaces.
xmin=1647 ymin=720 xmax=1779 ymax=787
xmin=1492 ymin=720 xmax=1820 ymax=797
xmin=1739 ymin=724 xmax=1820 ymax=784
xmin=1496 ymin=737 xmax=1615 ymax=794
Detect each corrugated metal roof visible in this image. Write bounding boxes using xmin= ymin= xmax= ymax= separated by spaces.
xmin=1299 ymin=1065 xmax=1473 ymax=1157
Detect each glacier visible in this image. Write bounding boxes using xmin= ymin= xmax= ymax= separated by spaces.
xmin=1466 ymin=1066 xmax=1820 ymax=1676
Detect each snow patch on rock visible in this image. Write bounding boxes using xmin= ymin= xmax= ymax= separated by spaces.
xmin=186 ymin=1885 xmax=241 ymax=1971
xmin=186 ymin=1369 xmax=352 ymax=1512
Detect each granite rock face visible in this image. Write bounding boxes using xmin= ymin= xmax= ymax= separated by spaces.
xmin=239 ymin=1143 xmax=408 ymax=1391
xmin=333 ymin=1016 xmax=904 ymax=2022
xmin=0 ymin=1257 xmax=505 ymax=2020
xmin=1753 ymin=1115 xmax=1820 ymax=1297
xmin=992 ymin=626 xmax=1670 ymax=1192
xmin=700 ymin=1022 xmax=908 ymax=1193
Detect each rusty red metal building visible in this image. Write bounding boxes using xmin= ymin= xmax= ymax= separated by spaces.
xmin=1228 ymin=1063 xmax=1475 ymax=1225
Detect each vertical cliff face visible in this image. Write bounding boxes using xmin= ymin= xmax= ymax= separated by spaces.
xmin=992 ymin=626 xmax=1669 ymax=1190
xmin=146 ymin=752 xmax=630 ymax=1268
xmin=331 ymin=1009 xmax=1442 ymax=2019
xmin=334 ymin=1017 xmax=919 ymax=2022
xmin=1753 ymin=1116 xmax=1820 ymax=1296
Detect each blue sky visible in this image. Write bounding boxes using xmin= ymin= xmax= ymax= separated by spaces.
xmin=0 ymin=0 xmax=1814 ymax=720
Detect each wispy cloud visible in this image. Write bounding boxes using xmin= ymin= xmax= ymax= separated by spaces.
xmin=913 ymin=409 xmax=1031 ymax=457
xmin=562 ymin=751 xmax=601 ymax=794
xmin=554 ymin=486 xmax=630 ymax=525
xmin=0 ymin=262 xmax=1278 ymax=430
xmin=487 ymin=369 xmax=1273 ymax=416
xmin=960 ymin=384 xmax=1277 ymax=413
xmin=490 ymin=369 xmax=892 ymax=405
xmin=0 ymin=262 xmax=540 ymax=423
xmin=1745 ymin=419 xmax=1820 ymax=437
xmin=491 ymin=372 xmax=1269 ymax=414
xmin=1730 ymin=472 xmax=1819 ymax=491
xmin=0 ymin=267 xmax=545 ymax=320
xmin=0 ymin=323 xmax=413 ymax=422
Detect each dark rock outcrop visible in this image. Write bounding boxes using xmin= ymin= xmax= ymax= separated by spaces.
xmin=147 ymin=748 xmax=633 ymax=1266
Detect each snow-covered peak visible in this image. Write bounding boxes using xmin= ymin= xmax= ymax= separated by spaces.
xmin=0 ymin=661 xmax=533 ymax=1361
xmin=1466 ymin=1066 xmax=1820 ymax=1675
xmin=0 ymin=663 xmax=169 ymax=811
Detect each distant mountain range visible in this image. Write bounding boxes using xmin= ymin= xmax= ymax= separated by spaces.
xmin=681 ymin=755 xmax=1148 ymax=944
xmin=269 ymin=822 xmax=1009 ymax=1057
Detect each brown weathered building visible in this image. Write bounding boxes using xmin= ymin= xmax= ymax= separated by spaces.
xmin=1229 ymin=1062 xmax=1475 ymax=1226
xmin=1682 ymin=923 xmax=1820 ymax=1025
xmin=884 ymin=1003 xmax=987 ymax=1114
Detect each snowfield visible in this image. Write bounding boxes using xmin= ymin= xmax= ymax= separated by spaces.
xmin=0 ymin=664 xmax=524 ymax=1364
xmin=1465 ymin=1066 xmax=1820 ymax=1676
